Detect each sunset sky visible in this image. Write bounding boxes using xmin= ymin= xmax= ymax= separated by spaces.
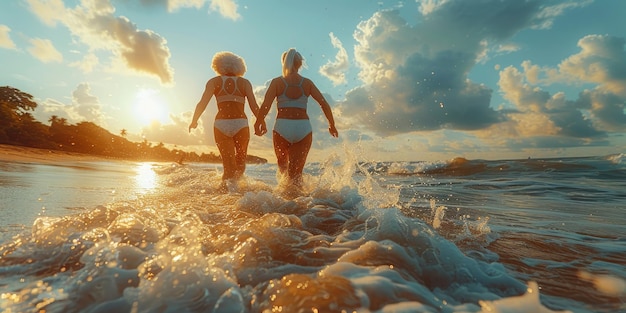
xmin=1 ymin=0 xmax=625 ymax=162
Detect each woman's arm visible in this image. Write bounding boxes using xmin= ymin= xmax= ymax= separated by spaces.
xmin=257 ymin=78 xmax=278 ymax=120
xmin=254 ymin=78 xmax=279 ymax=136
xmin=189 ymin=79 xmax=216 ymax=132
xmin=243 ymin=79 xmax=260 ymax=117
xmin=308 ymin=80 xmax=338 ymax=137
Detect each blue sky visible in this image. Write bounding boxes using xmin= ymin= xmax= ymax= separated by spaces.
xmin=1 ymin=0 xmax=625 ymax=162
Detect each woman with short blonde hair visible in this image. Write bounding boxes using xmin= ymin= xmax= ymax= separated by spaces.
xmin=255 ymin=48 xmax=338 ymax=192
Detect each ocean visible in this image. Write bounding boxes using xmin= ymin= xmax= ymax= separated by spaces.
xmin=0 ymin=151 xmax=624 ymax=313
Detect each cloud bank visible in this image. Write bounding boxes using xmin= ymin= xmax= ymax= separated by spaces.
xmin=503 ymin=34 xmax=626 ymax=137
xmin=27 ymin=0 xmax=174 ymax=84
xmin=35 ymin=83 xmax=105 ymax=127
xmin=333 ymin=0 xmax=623 ymax=154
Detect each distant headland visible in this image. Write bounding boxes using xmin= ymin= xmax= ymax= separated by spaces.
xmin=1 ymin=86 xmax=266 ymax=165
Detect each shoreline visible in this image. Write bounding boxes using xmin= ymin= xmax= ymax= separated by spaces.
xmin=0 ymin=144 xmax=121 ymax=164
xmin=0 ymin=144 xmax=269 ymax=165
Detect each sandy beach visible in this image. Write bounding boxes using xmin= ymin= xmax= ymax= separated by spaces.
xmin=0 ymin=144 xmax=114 ymax=164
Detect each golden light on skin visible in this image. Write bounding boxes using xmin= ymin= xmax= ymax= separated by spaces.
xmin=134 ymin=163 xmax=157 ymax=193
xmin=133 ymin=88 xmax=170 ymax=126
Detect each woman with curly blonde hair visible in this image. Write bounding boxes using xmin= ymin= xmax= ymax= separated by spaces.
xmin=189 ymin=51 xmax=260 ymax=191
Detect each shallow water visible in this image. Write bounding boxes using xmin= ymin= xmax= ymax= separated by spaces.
xmin=0 ymin=153 xmax=624 ymax=312
xmin=0 ymin=161 xmax=165 ymax=237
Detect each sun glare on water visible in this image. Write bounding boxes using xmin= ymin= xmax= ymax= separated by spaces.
xmin=134 ymin=163 xmax=157 ymax=193
xmin=134 ymin=88 xmax=170 ymax=126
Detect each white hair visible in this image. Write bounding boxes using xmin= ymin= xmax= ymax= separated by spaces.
xmin=212 ymin=51 xmax=246 ymax=76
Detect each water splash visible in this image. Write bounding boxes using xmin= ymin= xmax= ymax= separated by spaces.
xmin=0 ymin=155 xmax=590 ymax=313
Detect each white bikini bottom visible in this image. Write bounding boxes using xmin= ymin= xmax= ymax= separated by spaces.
xmin=214 ymin=118 xmax=249 ymax=137
xmin=274 ymin=118 xmax=312 ymax=144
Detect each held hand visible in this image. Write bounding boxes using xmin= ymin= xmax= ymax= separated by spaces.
xmin=329 ymin=125 xmax=338 ymax=138
xmin=254 ymin=120 xmax=267 ymax=136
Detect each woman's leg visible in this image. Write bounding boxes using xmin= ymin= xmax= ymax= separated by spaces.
xmin=286 ymin=132 xmax=312 ymax=187
xmin=232 ymin=127 xmax=250 ymax=180
xmin=214 ymin=128 xmax=237 ymax=181
xmin=273 ymin=130 xmax=290 ymax=177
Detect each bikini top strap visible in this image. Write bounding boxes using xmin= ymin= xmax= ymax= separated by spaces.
xmin=220 ymin=76 xmax=241 ymax=95
xmin=279 ymin=77 xmax=288 ymax=96
xmin=216 ymin=76 xmax=245 ymax=103
xmin=280 ymin=77 xmax=304 ymax=95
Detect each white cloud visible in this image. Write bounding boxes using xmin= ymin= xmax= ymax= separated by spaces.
xmin=35 ymin=98 xmax=75 ymax=123
xmin=131 ymin=0 xmax=242 ymax=20
xmin=559 ymin=35 xmax=626 ymax=97
xmin=353 ymin=10 xmax=416 ymax=84
xmin=531 ymin=0 xmax=593 ymax=30
xmin=319 ymin=32 xmax=349 ymax=86
xmin=516 ymin=34 xmax=626 ymax=88
xmin=338 ymin=0 xmax=596 ymax=140
xmin=497 ymin=44 xmax=521 ymax=54
xmin=140 ymin=112 xmax=202 ymax=145
xmin=28 ymin=38 xmax=63 ymax=63
xmin=502 ymin=34 xmax=626 ymax=133
xmin=34 ymin=83 xmax=105 ymax=126
xmin=27 ymin=0 xmax=175 ymax=84
xmin=26 ymin=0 xmax=66 ymax=26
xmin=345 ymin=9 xmax=502 ymax=136
xmin=327 ymin=0 xmax=617 ymax=160
xmin=497 ymin=64 xmax=605 ymax=139
xmin=467 ymin=30 xmax=626 ymax=153
xmin=72 ymin=83 xmax=104 ymax=124
xmin=0 ymin=25 xmax=17 ymax=50
xmin=209 ymin=0 xmax=241 ymax=21
xmin=168 ymin=0 xmax=206 ymax=11
xmin=417 ymin=0 xmax=449 ymax=16
xmin=70 ymin=53 xmax=99 ymax=73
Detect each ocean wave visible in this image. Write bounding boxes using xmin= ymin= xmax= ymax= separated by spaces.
xmin=0 ymin=161 xmax=583 ymax=313
xmin=607 ymin=153 xmax=625 ymax=165
xmin=355 ymin=154 xmax=626 ymax=178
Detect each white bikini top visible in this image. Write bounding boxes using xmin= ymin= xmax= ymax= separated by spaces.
xmin=216 ymin=76 xmax=245 ymax=104
xmin=277 ymin=77 xmax=308 ymax=109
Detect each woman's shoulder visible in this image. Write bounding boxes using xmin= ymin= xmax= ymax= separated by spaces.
xmin=269 ymin=76 xmax=285 ymax=86
xmin=237 ymin=76 xmax=251 ymax=83
xmin=301 ymin=77 xmax=317 ymax=89
xmin=207 ymin=76 xmax=222 ymax=84
xmin=205 ymin=76 xmax=220 ymax=89
xmin=236 ymin=77 xmax=252 ymax=90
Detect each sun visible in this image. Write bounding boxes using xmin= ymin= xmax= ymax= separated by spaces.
xmin=133 ymin=88 xmax=170 ymax=126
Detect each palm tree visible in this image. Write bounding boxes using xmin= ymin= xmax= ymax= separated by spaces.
xmin=48 ymin=115 xmax=67 ymax=127
xmin=48 ymin=115 xmax=59 ymax=125
xmin=120 ymin=129 xmax=127 ymax=138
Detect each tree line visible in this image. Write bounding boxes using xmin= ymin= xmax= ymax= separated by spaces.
xmin=0 ymin=86 xmax=267 ymax=164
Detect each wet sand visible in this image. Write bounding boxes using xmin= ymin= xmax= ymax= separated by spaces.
xmin=0 ymin=144 xmax=114 ymax=164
